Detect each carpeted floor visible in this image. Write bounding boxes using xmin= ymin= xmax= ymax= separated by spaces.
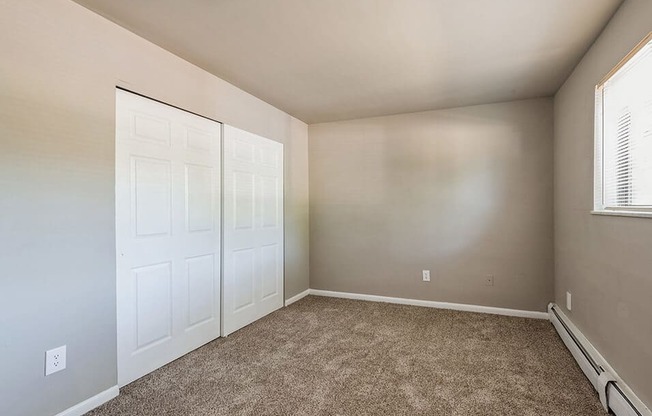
xmin=87 ymin=296 xmax=607 ymax=415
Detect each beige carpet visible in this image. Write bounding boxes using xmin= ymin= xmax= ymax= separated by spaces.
xmin=87 ymin=296 xmax=606 ymax=415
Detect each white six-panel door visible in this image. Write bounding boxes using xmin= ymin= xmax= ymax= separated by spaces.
xmin=115 ymin=90 xmax=222 ymax=386
xmin=222 ymin=125 xmax=284 ymax=336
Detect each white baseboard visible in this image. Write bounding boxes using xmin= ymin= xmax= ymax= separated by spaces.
xmin=549 ymin=304 xmax=650 ymax=416
xmin=309 ymin=289 xmax=549 ymax=319
xmin=284 ymin=288 xmax=311 ymax=306
xmin=55 ymin=386 xmax=119 ymax=416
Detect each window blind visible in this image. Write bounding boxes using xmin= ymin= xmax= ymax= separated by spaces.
xmin=598 ymin=36 xmax=652 ymax=209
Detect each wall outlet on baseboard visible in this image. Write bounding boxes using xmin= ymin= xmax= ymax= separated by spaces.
xmin=566 ymin=292 xmax=572 ymax=311
xmin=422 ymin=270 xmax=430 ymax=282
xmin=45 ymin=345 xmax=66 ymax=376
xmin=485 ymin=275 xmax=494 ymax=286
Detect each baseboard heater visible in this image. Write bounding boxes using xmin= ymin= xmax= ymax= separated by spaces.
xmin=548 ymin=303 xmax=650 ymax=416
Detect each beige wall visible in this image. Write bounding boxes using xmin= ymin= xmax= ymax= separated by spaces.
xmin=285 ymin=118 xmax=310 ymax=299
xmin=0 ymin=1 xmax=308 ymax=415
xmin=554 ymin=0 xmax=652 ymax=406
xmin=309 ymin=98 xmax=554 ymax=312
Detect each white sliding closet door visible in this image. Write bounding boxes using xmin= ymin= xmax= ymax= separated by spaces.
xmin=223 ymin=125 xmax=284 ymax=336
xmin=115 ymin=89 xmax=221 ymax=386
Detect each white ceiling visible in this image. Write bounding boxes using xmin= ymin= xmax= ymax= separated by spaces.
xmin=73 ymin=0 xmax=622 ymax=123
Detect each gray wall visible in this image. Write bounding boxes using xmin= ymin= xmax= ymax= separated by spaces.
xmin=285 ymin=118 xmax=311 ymax=299
xmin=0 ymin=0 xmax=309 ymax=415
xmin=309 ymin=98 xmax=554 ymax=312
xmin=554 ymin=0 xmax=652 ymax=406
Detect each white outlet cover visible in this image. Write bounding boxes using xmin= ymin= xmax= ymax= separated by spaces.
xmin=422 ymin=270 xmax=430 ymax=282
xmin=45 ymin=345 xmax=67 ymax=376
xmin=566 ymin=292 xmax=572 ymax=311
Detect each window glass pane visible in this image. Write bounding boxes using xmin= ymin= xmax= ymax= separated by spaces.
xmin=600 ymin=40 xmax=652 ymax=208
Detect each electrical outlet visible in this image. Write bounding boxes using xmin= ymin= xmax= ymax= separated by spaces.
xmin=422 ymin=270 xmax=430 ymax=282
xmin=485 ymin=275 xmax=494 ymax=286
xmin=566 ymin=292 xmax=572 ymax=311
xmin=45 ymin=345 xmax=66 ymax=376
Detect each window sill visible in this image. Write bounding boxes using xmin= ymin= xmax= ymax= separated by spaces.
xmin=591 ymin=210 xmax=652 ymax=219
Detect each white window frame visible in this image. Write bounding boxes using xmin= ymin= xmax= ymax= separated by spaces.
xmin=593 ymin=32 xmax=652 ymax=218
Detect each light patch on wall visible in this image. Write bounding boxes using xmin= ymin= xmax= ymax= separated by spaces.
xmin=427 ymin=123 xmax=515 ymax=257
xmin=435 ymin=165 xmax=500 ymax=256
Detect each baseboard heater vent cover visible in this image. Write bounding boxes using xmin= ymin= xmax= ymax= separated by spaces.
xmin=548 ymin=303 xmax=650 ymax=416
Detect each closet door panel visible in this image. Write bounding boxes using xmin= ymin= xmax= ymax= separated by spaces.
xmin=223 ymin=125 xmax=284 ymax=336
xmin=116 ymin=89 xmax=221 ymax=386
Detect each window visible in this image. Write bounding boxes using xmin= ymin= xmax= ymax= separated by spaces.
xmin=594 ymin=33 xmax=652 ymax=216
